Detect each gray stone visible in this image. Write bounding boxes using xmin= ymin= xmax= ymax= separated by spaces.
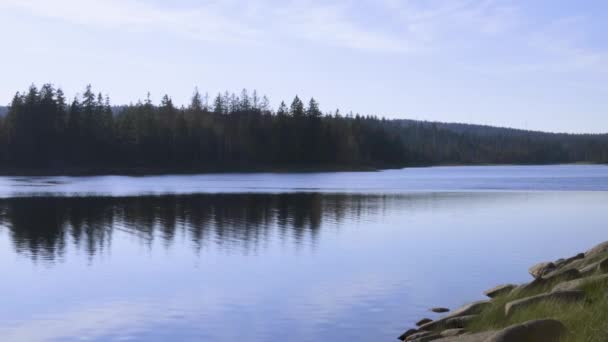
xmin=405 ymin=331 xmax=437 ymax=341
xmin=505 ymin=290 xmax=584 ymax=316
xmin=552 ymin=273 xmax=608 ymax=292
xmin=408 ymin=335 xmax=442 ymax=342
xmin=580 ymin=257 xmax=608 ymax=276
xmin=585 ymin=241 xmax=608 ymax=259
xmin=398 ymin=328 xmax=418 ymax=341
xmin=484 ymin=284 xmax=516 ymax=298
xmin=431 ymin=307 xmax=450 ymax=313
xmin=432 ymin=331 xmax=497 ymax=342
xmin=510 ymin=278 xmax=546 ymax=296
xmin=554 ymin=253 xmax=584 ymax=268
xmin=446 ymin=300 xmax=491 ymax=318
xmin=485 ymin=319 xmax=567 ymax=342
xmin=440 ymin=328 xmax=465 ymax=337
xmin=416 ymin=318 xmax=433 ymax=327
xmin=528 ymin=262 xmax=556 ymax=279
xmin=408 ymin=336 xmax=441 ymax=342
xmin=542 ymin=267 xmax=581 ymax=282
xmin=419 ymin=315 xmax=477 ymax=331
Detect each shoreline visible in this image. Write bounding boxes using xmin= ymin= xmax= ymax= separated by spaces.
xmin=0 ymin=162 xmax=603 ymax=177
xmin=397 ymin=240 xmax=608 ymax=341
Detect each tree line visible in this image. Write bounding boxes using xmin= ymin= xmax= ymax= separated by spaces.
xmin=0 ymin=83 xmax=606 ymax=172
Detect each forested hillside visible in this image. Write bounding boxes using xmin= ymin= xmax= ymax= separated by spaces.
xmin=0 ymin=84 xmax=606 ymax=174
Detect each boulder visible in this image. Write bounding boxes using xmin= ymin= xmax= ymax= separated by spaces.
xmin=398 ymin=329 xmax=418 ymax=341
xmin=528 ymin=262 xmax=556 ymax=279
xmin=542 ymin=268 xmax=581 ymax=283
xmin=416 ymin=318 xmax=433 ymax=327
xmin=431 ymin=307 xmax=450 ymax=313
xmin=554 ymin=253 xmax=584 ymax=268
xmin=585 ymin=241 xmax=608 ymax=259
xmin=485 ymin=319 xmax=567 ymax=342
xmin=419 ymin=315 xmax=477 ymax=331
xmin=440 ymin=328 xmax=465 ymax=337
xmin=552 ymin=273 xmax=608 ymax=292
xmin=405 ymin=331 xmax=437 ymax=341
xmin=484 ymin=284 xmax=516 ymax=298
xmin=579 ymin=257 xmax=608 ymax=276
xmin=447 ymin=300 xmax=491 ymax=318
xmin=408 ymin=335 xmax=441 ymax=342
xmin=505 ymin=290 xmax=584 ymax=316
xmin=510 ymin=278 xmax=546 ymax=296
xmin=431 ymin=331 xmax=497 ymax=342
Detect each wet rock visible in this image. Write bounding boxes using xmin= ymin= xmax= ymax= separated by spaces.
xmin=528 ymin=262 xmax=556 ymax=279
xmin=585 ymin=241 xmax=608 ymax=259
xmin=505 ymin=290 xmax=584 ymax=316
xmin=398 ymin=328 xmax=418 ymax=341
xmin=484 ymin=284 xmax=516 ymax=298
xmin=440 ymin=328 xmax=465 ymax=337
xmin=431 ymin=307 xmax=450 ymax=313
xmin=416 ymin=318 xmax=433 ymax=327
xmin=485 ymin=319 xmax=567 ymax=342
xmin=552 ymin=273 xmax=608 ymax=292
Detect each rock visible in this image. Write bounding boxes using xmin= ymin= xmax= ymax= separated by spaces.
xmin=447 ymin=300 xmax=491 ymax=318
xmin=585 ymin=241 xmax=608 ymax=259
xmin=511 ymin=278 xmax=546 ymax=295
xmin=484 ymin=284 xmax=516 ymax=298
xmin=440 ymin=328 xmax=465 ymax=337
xmin=405 ymin=331 xmax=437 ymax=341
xmin=398 ymin=329 xmax=418 ymax=341
xmin=419 ymin=315 xmax=477 ymax=331
xmin=408 ymin=335 xmax=441 ymax=342
xmin=431 ymin=331 xmax=497 ymax=342
xmin=416 ymin=318 xmax=433 ymax=327
xmin=542 ymin=268 xmax=581 ymax=283
xmin=431 ymin=307 xmax=450 ymax=313
xmin=485 ymin=319 xmax=567 ymax=342
xmin=580 ymin=257 xmax=608 ymax=276
xmin=554 ymin=253 xmax=584 ymax=268
xmin=528 ymin=262 xmax=556 ymax=279
xmin=505 ymin=290 xmax=584 ymax=316
xmin=552 ymin=273 xmax=608 ymax=292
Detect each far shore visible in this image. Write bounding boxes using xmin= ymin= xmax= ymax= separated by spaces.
xmin=0 ymin=162 xmax=604 ymax=177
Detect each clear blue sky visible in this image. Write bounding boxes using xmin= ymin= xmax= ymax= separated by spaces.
xmin=0 ymin=0 xmax=606 ymax=133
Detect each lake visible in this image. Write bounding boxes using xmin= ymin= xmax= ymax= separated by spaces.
xmin=0 ymin=165 xmax=607 ymax=341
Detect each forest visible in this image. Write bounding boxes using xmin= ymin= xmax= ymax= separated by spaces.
xmin=0 ymin=84 xmax=606 ymax=174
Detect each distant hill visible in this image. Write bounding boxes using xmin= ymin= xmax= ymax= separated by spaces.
xmin=396 ymin=119 xmax=608 ymax=139
xmin=0 ymin=106 xmax=7 ymax=117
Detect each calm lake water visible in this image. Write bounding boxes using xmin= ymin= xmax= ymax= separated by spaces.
xmin=0 ymin=165 xmax=607 ymax=341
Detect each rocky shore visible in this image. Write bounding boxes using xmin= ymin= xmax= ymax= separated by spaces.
xmin=398 ymin=240 xmax=608 ymax=342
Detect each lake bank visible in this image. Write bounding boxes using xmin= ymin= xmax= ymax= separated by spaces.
xmin=0 ymin=162 xmax=604 ymax=177
xmin=398 ymin=240 xmax=608 ymax=342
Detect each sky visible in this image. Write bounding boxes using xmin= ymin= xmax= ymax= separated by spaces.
xmin=0 ymin=0 xmax=606 ymax=133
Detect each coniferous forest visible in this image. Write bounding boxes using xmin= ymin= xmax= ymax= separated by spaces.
xmin=0 ymin=84 xmax=607 ymax=174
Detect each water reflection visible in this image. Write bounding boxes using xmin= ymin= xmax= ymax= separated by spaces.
xmin=0 ymin=193 xmax=395 ymax=263
xmin=1 ymin=191 xmax=608 ymax=341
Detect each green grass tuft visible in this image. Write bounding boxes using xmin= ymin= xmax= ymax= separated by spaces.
xmin=465 ymin=259 xmax=608 ymax=342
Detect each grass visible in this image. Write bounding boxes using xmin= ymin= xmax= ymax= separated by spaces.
xmin=462 ymin=252 xmax=608 ymax=341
